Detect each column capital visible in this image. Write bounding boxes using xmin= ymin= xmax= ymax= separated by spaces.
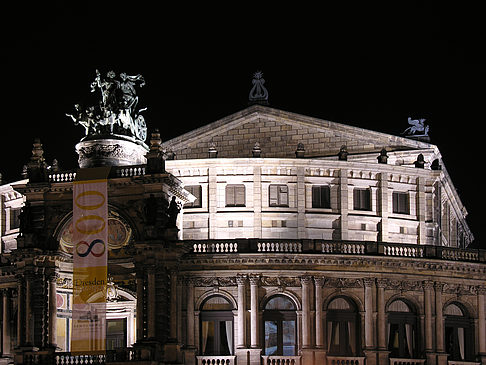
xmin=300 ymin=275 xmax=313 ymax=286
xmin=476 ymin=286 xmax=486 ymax=295
xmin=434 ymin=282 xmax=444 ymax=292
xmin=314 ymin=276 xmax=326 ymax=287
xmin=236 ymin=274 xmax=248 ymax=286
xmin=422 ymin=280 xmax=435 ymax=290
xmin=363 ymin=277 xmax=375 ymax=287
xmin=249 ymin=274 xmax=260 ymax=286
xmin=376 ymin=279 xmax=387 ymax=288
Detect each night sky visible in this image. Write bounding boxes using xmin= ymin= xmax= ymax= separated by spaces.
xmin=1 ymin=3 xmax=484 ymax=246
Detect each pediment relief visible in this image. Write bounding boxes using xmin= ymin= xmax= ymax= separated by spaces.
xmin=162 ymin=105 xmax=434 ymax=160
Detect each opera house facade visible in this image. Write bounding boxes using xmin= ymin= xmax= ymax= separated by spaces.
xmin=0 ymin=73 xmax=484 ymax=365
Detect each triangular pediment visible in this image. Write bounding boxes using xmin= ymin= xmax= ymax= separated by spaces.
xmin=161 ymin=105 xmax=434 ymax=159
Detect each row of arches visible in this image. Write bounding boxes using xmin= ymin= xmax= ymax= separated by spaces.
xmin=198 ymin=293 xmax=475 ymax=361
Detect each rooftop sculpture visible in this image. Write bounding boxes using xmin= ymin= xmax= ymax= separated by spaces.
xmin=248 ymin=71 xmax=269 ymax=105
xmin=67 ymin=70 xmax=148 ymax=143
xmin=403 ymin=117 xmax=429 ymax=137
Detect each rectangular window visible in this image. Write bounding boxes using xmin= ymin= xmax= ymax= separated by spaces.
xmin=10 ymin=208 xmax=21 ymax=229
xmin=353 ymin=188 xmax=371 ymax=211
xmin=225 ymin=184 xmax=245 ymax=207
xmin=392 ymin=191 xmax=409 ymax=214
xmin=269 ymin=184 xmax=289 ymax=207
xmin=184 ymin=185 xmax=202 ymax=208
xmin=312 ymin=185 xmax=331 ymax=208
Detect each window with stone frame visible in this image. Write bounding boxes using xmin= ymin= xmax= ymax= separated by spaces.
xmin=444 ymin=303 xmax=474 ymax=361
xmin=353 ymin=188 xmax=371 ymax=211
xmin=269 ymin=184 xmax=289 ymax=207
xmin=263 ymin=295 xmax=297 ymax=356
xmin=312 ymin=185 xmax=331 ymax=208
xmin=225 ymin=184 xmax=245 ymax=207
xmin=200 ymin=296 xmax=234 ymax=356
xmin=392 ymin=191 xmax=410 ymax=214
xmin=184 ymin=185 xmax=202 ymax=208
xmin=326 ymin=296 xmax=360 ymax=356
xmin=10 ymin=207 xmax=21 ymax=230
xmin=387 ymin=299 xmax=418 ymax=359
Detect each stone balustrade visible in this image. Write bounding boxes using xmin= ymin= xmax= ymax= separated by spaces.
xmin=261 ymin=355 xmax=301 ymax=365
xmin=389 ymin=358 xmax=426 ymax=365
xmin=187 ymin=239 xmax=486 ymax=263
xmin=197 ymin=355 xmax=236 ymax=365
xmin=326 ymin=356 xmax=366 ymax=365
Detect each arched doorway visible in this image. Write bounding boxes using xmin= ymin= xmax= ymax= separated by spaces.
xmin=263 ymin=295 xmax=297 ymax=356
xmin=199 ymin=296 xmax=234 ymax=356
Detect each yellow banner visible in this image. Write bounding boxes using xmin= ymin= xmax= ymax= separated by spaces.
xmin=72 ymin=167 xmax=110 ymax=354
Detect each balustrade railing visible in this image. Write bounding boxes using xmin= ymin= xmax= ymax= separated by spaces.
xmin=188 ymin=239 xmax=485 ymax=263
xmin=327 ymin=356 xmax=365 ymax=365
xmin=383 ymin=244 xmax=424 ymax=257
xmin=262 ymin=355 xmax=301 ymax=365
xmin=197 ymin=355 xmax=236 ymax=365
xmin=193 ymin=241 xmax=238 ymax=253
xmin=321 ymin=242 xmax=365 ymax=254
xmin=447 ymin=361 xmax=481 ymax=365
xmin=389 ymin=358 xmax=426 ymax=365
xmin=258 ymin=241 xmax=302 ymax=252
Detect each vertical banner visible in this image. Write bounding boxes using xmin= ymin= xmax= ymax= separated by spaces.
xmin=72 ymin=167 xmax=110 ymax=354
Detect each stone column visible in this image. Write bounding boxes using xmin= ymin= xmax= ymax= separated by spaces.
xmin=236 ymin=275 xmax=247 ymax=348
xmin=364 ymin=278 xmax=377 ymax=365
xmin=301 ymin=276 xmax=312 ymax=349
xmin=2 ymin=289 xmax=11 ymax=355
xmin=297 ymin=167 xmax=306 ymax=238
xmin=253 ymin=166 xmax=262 ymax=238
xmin=378 ymin=173 xmax=389 ymax=242
xmin=208 ymin=167 xmax=217 ymax=239
xmin=376 ymin=279 xmax=387 ymax=350
xmin=136 ymin=269 xmax=145 ymax=341
xmin=147 ymin=267 xmax=156 ymax=339
xmin=249 ymin=275 xmax=260 ymax=349
xmin=186 ymin=279 xmax=195 ymax=347
xmin=423 ymin=280 xmax=434 ymax=363
xmin=24 ymin=273 xmax=33 ymax=346
xmin=315 ymin=277 xmax=325 ymax=349
xmin=47 ymin=273 xmax=58 ymax=348
xmin=478 ymin=286 xmax=486 ymax=363
xmin=435 ymin=282 xmax=447 ymax=365
xmin=340 ymin=169 xmax=349 ymax=240
xmin=16 ymin=276 xmax=24 ymax=347
xmin=376 ymin=279 xmax=389 ymax=365
xmin=416 ymin=177 xmax=426 ymax=244
xmin=169 ymin=270 xmax=178 ymax=340
xmin=363 ymin=278 xmax=375 ymax=349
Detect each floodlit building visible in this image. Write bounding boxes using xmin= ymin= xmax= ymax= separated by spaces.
xmin=0 ymin=72 xmax=484 ymax=365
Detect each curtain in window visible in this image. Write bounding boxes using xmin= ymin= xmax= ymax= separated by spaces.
xmin=225 ymin=321 xmax=233 ymax=354
xmin=348 ymin=321 xmax=356 ymax=354
xmin=458 ymin=327 xmax=465 ymax=360
xmin=327 ymin=322 xmax=333 ymax=351
xmin=202 ymin=321 xmax=209 ymax=354
xmin=405 ymin=324 xmax=413 ymax=357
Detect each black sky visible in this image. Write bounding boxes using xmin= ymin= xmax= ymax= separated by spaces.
xmin=1 ymin=2 xmax=484 ymax=246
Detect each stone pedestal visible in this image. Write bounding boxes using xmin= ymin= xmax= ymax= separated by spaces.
xmin=300 ymin=348 xmax=315 ymax=365
xmin=183 ymin=347 xmax=197 ymax=365
xmin=76 ymin=137 xmax=148 ymax=168
xmin=363 ymin=350 xmax=377 ymax=365
xmin=377 ymin=350 xmax=390 ymax=365
xmin=246 ymin=348 xmax=261 ymax=365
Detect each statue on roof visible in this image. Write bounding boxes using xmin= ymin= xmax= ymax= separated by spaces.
xmin=67 ymin=70 xmax=147 ymax=143
xmin=403 ymin=117 xmax=429 ymax=137
xmin=249 ymin=71 xmax=269 ymax=105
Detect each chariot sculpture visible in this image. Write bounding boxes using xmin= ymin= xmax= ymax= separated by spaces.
xmin=67 ymin=70 xmax=148 ymax=143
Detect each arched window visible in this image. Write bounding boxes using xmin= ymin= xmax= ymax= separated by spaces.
xmin=326 ymin=297 xmax=360 ymax=356
xmin=263 ymin=295 xmax=297 ymax=356
xmin=444 ymin=303 xmax=474 ymax=361
xmin=387 ymin=299 xmax=418 ymax=358
xmin=200 ymin=296 xmax=234 ymax=356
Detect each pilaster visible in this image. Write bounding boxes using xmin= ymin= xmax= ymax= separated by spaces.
xmin=339 ymin=169 xmax=348 ymax=240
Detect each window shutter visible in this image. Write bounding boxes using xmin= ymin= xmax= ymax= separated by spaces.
xmin=312 ymin=186 xmax=320 ymax=208
xmin=322 ymin=186 xmax=330 ymax=208
xmin=279 ymin=186 xmax=288 ymax=206
xmin=269 ymin=185 xmax=278 ymax=206
xmin=193 ymin=185 xmax=202 ymax=207
xmin=353 ymin=189 xmax=360 ymax=210
xmin=226 ymin=185 xmax=235 ymax=206
xmin=235 ymin=185 xmax=245 ymax=206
